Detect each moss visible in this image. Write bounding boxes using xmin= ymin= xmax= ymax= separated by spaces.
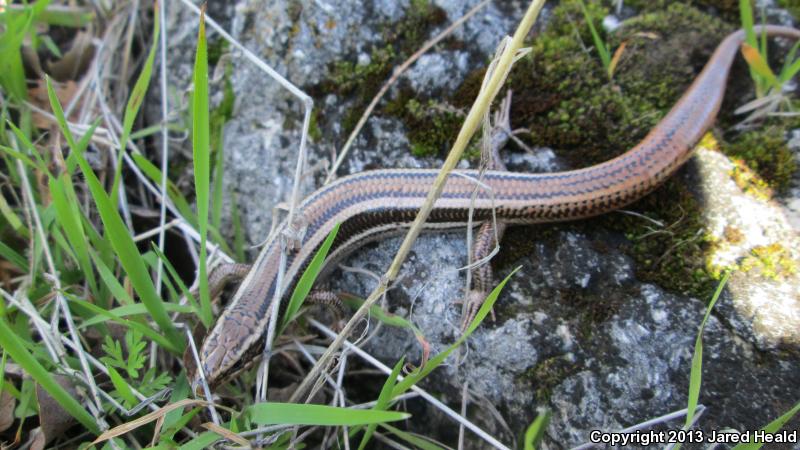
xmin=308 ymin=109 xmax=323 ymax=142
xmin=498 ymin=3 xmax=731 ymax=168
xmin=391 ymin=97 xmax=465 ymax=157
xmin=596 ymin=175 xmax=717 ymax=299
xmin=623 ymin=0 xmax=743 ymax=20
xmin=309 ymin=1 xmax=447 ymax=137
xmin=721 ymin=125 xmax=798 ymax=192
xmin=526 ymin=356 xmax=580 ymax=402
xmin=728 ymin=158 xmax=774 ymax=200
xmin=739 ymin=243 xmax=798 ymax=279
xmin=777 ymin=0 xmax=800 ymax=19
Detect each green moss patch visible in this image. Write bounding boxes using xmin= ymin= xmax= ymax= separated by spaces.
xmin=309 ymin=1 xmax=447 ymax=137
xmin=721 ymin=124 xmax=798 ymax=192
xmin=739 ymin=243 xmax=798 ymax=279
xmin=502 ymin=3 xmax=730 ymax=167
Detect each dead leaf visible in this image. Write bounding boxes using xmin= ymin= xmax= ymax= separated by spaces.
xmin=29 ymin=427 xmax=47 ymax=450
xmin=0 ymin=389 xmax=15 ymax=433
xmin=608 ymin=41 xmax=627 ymax=79
xmin=46 ymin=31 xmax=95 ymax=82
xmin=29 ymin=78 xmax=80 ymax=129
xmin=35 ymin=375 xmax=79 ymax=444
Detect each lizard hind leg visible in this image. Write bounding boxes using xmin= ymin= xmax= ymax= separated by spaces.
xmin=460 ymin=90 xmax=514 ymax=329
xmin=461 ymin=221 xmax=507 ymax=329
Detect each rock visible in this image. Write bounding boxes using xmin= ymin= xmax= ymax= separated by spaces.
xmin=149 ymin=0 xmax=800 ymax=447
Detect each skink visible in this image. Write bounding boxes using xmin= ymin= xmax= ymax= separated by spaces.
xmin=193 ymin=25 xmax=800 ymax=388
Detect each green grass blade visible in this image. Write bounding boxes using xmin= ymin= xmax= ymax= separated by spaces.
xmin=280 ymin=223 xmax=341 ymax=333
xmin=49 ymin=175 xmax=99 ymax=300
xmin=111 ymin=0 xmax=160 ymax=208
xmin=392 ymin=267 xmax=520 ymax=397
xmin=66 ymin=295 xmax=180 ymax=353
xmin=192 ymin=7 xmax=212 ymax=326
xmin=80 ymin=303 xmax=193 ymax=329
xmin=778 ymin=47 xmax=800 ymax=84
xmin=6 ymin=118 xmax=51 ymax=172
xmin=179 ymin=430 xmax=222 ymax=450
xmin=211 ymin=123 xmax=225 ymax=230
xmin=358 ymin=357 xmax=405 ymax=450
xmin=380 ymin=423 xmax=446 ymax=450
xmin=245 ymin=402 xmax=410 ymax=426
xmin=130 ymin=153 xmax=197 ymax=225
xmin=779 ymin=59 xmax=800 ymax=84
xmin=33 ymin=5 xmax=94 ymax=27
xmin=0 ymin=144 xmax=38 ymax=172
xmin=161 ymin=373 xmax=192 ymax=436
xmin=731 ymin=399 xmax=800 ymax=450
xmin=524 ymin=410 xmax=551 ymax=450
xmin=576 ymin=0 xmax=611 ymax=76
xmin=0 ymin=318 xmax=100 ymax=434
xmin=684 ymin=271 xmax=730 ymax=429
xmin=342 ymin=295 xmax=425 ymax=337
xmin=740 ymin=0 xmax=756 ymax=47
xmin=0 ymin=1 xmax=49 ymax=100
xmin=740 ymin=43 xmax=779 ymax=89
xmin=149 ymin=244 xmax=199 ymax=312
xmin=45 ymin=77 xmax=183 ymax=350
xmin=0 ymin=192 xmax=25 ymax=236
xmin=231 ymin=191 xmax=246 ymax=262
xmin=0 ymin=241 xmax=28 ymax=271
xmin=90 ymin=248 xmax=135 ymax=307
xmin=105 ymin=364 xmax=137 ymax=407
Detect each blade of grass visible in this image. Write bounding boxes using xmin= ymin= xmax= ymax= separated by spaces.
xmin=90 ymin=248 xmax=135 ymax=306
xmin=230 ymin=191 xmax=245 ymax=262
xmin=45 ymin=77 xmax=184 ymax=350
xmin=0 ymin=318 xmax=99 ymax=434
xmin=111 ymin=0 xmax=161 ymax=208
xmin=380 ymin=423 xmax=447 ymax=450
xmin=391 ymin=267 xmax=519 ymax=397
xmin=524 ymin=410 xmax=550 ymax=450
xmin=358 ymin=356 xmax=405 ymax=450
xmin=211 ymin=122 xmax=225 ymax=230
xmin=778 ymin=43 xmax=800 ymax=83
xmin=49 ymin=175 xmax=100 ymax=301
xmin=0 ymin=181 xmax=25 ymax=236
xmin=741 ymin=43 xmax=779 ymax=89
xmin=79 ymin=303 xmax=193 ymax=329
xmin=6 ymin=118 xmax=50 ymax=174
xmin=0 ymin=241 xmax=28 ymax=271
xmin=192 ymin=6 xmax=212 ymax=327
xmin=576 ymin=0 xmax=611 ymax=77
xmin=105 ymin=364 xmax=138 ymax=407
xmin=341 ymin=294 xmax=424 ymax=335
xmin=731 ymin=399 xmax=800 ymax=450
xmin=740 ymin=0 xmax=756 ymax=47
xmin=150 ymin=244 xmax=200 ymax=312
xmin=65 ymin=295 xmax=180 ymax=353
xmin=279 ymin=223 xmax=341 ymax=333
xmin=683 ymin=272 xmax=730 ymax=430
xmin=0 ymin=1 xmax=50 ymax=100
xmin=245 ymin=402 xmax=410 ymax=426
